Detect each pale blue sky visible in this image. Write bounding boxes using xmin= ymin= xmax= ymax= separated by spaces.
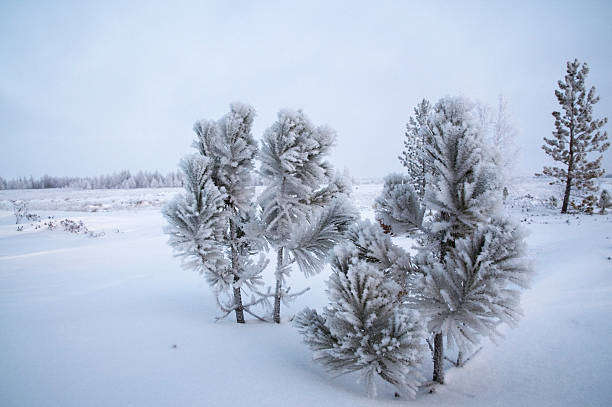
xmin=1 ymin=0 xmax=611 ymax=179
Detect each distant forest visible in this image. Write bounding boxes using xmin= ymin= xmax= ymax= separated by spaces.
xmin=0 ymin=170 xmax=184 ymax=190
xmin=0 ymin=170 xmax=272 ymax=190
xmin=1 ymin=171 xmax=609 ymax=191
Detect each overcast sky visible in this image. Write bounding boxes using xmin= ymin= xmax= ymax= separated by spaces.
xmin=1 ymin=0 xmax=611 ymax=180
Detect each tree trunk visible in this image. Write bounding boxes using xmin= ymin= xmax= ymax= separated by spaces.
xmin=229 ymin=219 xmax=245 ymax=324
xmin=561 ymin=101 xmax=576 ymax=214
xmin=421 ymin=159 xmax=426 ymax=198
xmin=273 ymin=247 xmax=283 ymax=324
xmin=432 ymin=236 xmax=450 ymax=384
xmin=233 ymin=283 xmax=245 ymax=324
xmin=433 ymin=333 xmax=444 ymax=384
xmin=561 ymin=174 xmax=572 ymax=214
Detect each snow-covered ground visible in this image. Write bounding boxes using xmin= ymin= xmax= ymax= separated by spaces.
xmin=1 ymin=178 xmax=611 ymax=406
xmin=0 ymin=187 xmax=179 ymax=212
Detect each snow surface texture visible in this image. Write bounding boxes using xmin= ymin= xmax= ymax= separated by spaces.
xmin=1 ymin=178 xmax=611 ymax=406
xmin=0 ymin=187 xmax=179 ymax=212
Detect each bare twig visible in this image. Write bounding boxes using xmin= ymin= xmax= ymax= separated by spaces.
xmin=444 ymin=356 xmax=458 ymax=367
xmin=215 ymin=292 xmax=270 ymax=322
xmin=214 ymin=309 xmax=234 ymax=322
xmin=244 ymin=308 xmax=268 ymax=322
xmin=280 ymin=286 xmax=310 ymax=303
xmin=459 ymin=347 xmax=483 ymax=367
xmin=426 ymin=337 xmax=434 ymax=353
xmin=443 ymin=347 xmax=483 ymax=367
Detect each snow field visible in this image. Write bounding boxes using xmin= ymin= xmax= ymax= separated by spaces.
xmin=0 ymin=179 xmax=611 ymax=406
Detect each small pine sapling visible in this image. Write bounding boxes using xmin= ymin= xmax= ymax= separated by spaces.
xmin=295 ymin=221 xmax=426 ymax=398
xmin=165 ymin=103 xmax=267 ymax=323
xmin=191 ymin=102 xmax=268 ymax=323
xmin=376 ymin=96 xmax=532 ymax=385
xmin=414 ymin=218 xmax=530 ymax=358
xmin=572 ymin=194 xmax=597 ymax=214
xmin=12 ymin=201 xmax=28 ymax=224
xmin=599 ymin=189 xmax=611 ymax=214
xmin=422 ymin=97 xmax=530 ymax=383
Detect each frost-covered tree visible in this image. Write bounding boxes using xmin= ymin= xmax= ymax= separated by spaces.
xmin=165 ymin=103 xmax=266 ymax=323
xmin=413 ymin=218 xmax=530 ymax=372
xmin=399 ymin=99 xmax=432 ymax=197
xmin=599 ymin=189 xmax=611 ymax=214
xmin=542 ymin=59 xmax=609 ymax=213
xmin=424 ymin=97 xmax=500 ymax=243
xmin=421 ymin=97 xmax=530 ymax=383
xmin=374 ymin=173 xmax=425 ymax=235
xmin=0 ymin=170 xmax=183 ymax=190
xmin=259 ymin=109 xmax=355 ymax=323
xmin=163 ymin=155 xmax=227 ymax=286
xmin=376 ymin=96 xmax=531 ymax=385
xmin=12 ymin=200 xmax=29 ymax=224
xmin=295 ymin=220 xmax=425 ymax=398
xmin=475 ymin=95 xmax=519 ymax=191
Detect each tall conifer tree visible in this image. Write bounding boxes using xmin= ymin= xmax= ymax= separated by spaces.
xmin=542 ymin=59 xmax=609 ymax=213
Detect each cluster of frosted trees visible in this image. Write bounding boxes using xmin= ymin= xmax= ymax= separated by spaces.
xmin=297 ymin=96 xmax=531 ymax=396
xmin=0 ymin=170 xmax=183 ymax=190
xmin=164 ymin=103 xmax=355 ymax=323
xmin=396 ymin=59 xmax=610 ymax=218
xmin=164 ymin=98 xmax=531 ymax=399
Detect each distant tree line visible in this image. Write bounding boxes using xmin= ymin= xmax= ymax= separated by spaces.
xmin=0 ymin=170 xmax=186 ymax=190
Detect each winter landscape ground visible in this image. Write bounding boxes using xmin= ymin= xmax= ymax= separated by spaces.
xmin=1 ymin=177 xmax=611 ymax=407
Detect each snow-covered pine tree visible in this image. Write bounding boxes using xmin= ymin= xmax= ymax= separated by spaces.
xmin=542 ymin=59 xmax=609 ymax=213
xmin=399 ymin=99 xmax=432 ymax=197
xmin=475 ymin=95 xmax=519 ymax=192
xmin=163 ymin=155 xmax=227 ymax=287
xmin=375 ymin=96 xmax=531 ymax=385
xmin=374 ymin=173 xmax=425 ymax=235
xmin=413 ymin=217 xmax=530 ymax=378
xmin=192 ymin=102 xmax=266 ymax=323
xmin=259 ymin=109 xmax=355 ymax=323
xmin=165 ymin=103 xmax=266 ymax=323
xmin=424 ymin=97 xmax=500 ymax=244
xmin=422 ymin=97 xmax=528 ymax=384
xmin=295 ymin=220 xmax=425 ymax=398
